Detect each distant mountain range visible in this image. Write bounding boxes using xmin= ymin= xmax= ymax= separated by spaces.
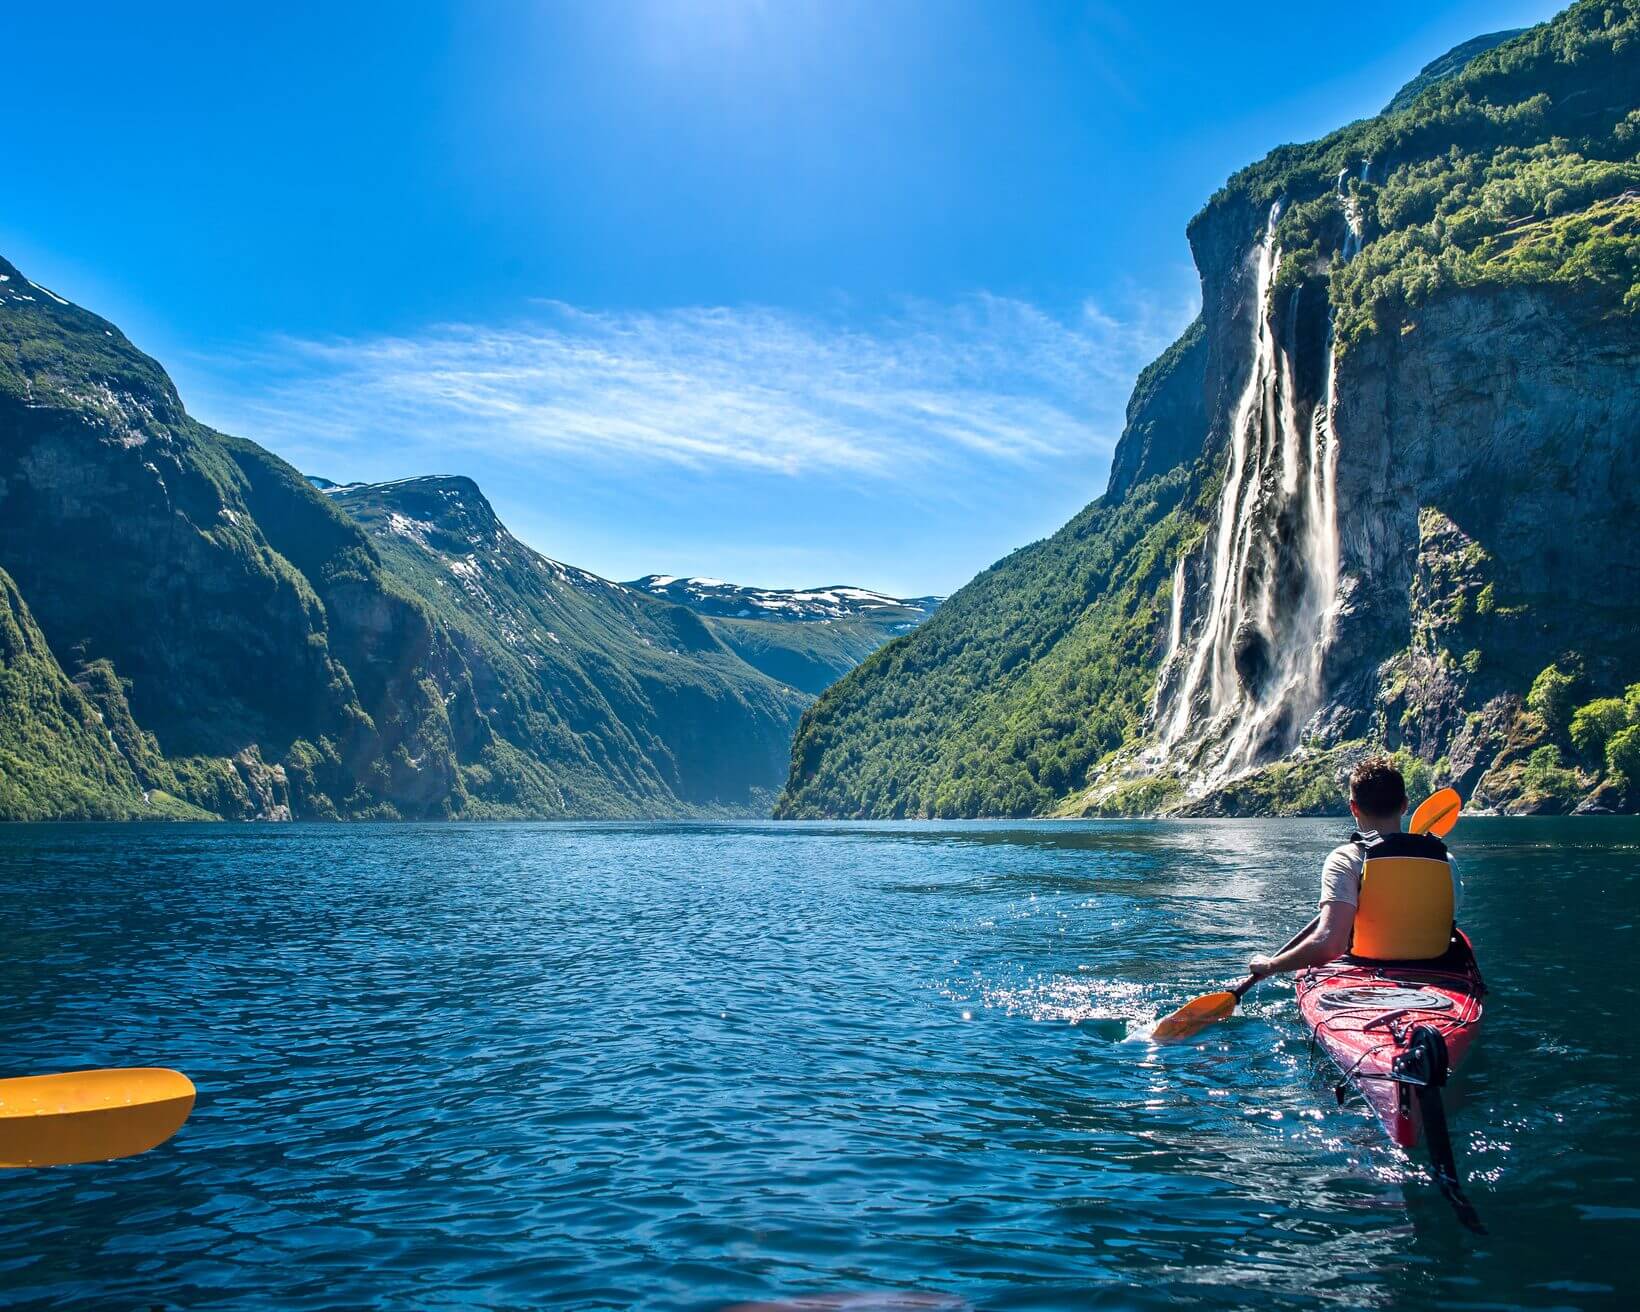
xmin=0 ymin=267 xmax=932 ymax=821
xmin=624 ymin=576 xmax=939 ymax=696
xmin=626 ymin=575 xmax=939 ymax=625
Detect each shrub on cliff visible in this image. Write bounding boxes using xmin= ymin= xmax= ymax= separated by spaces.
xmin=1570 ymin=697 xmax=1630 ymax=756
xmin=1519 ymin=744 xmax=1585 ymax=805
xmin=1607 ymin=725 xmax=1640 ymax=785
xmin=1527 ymin=662 xmax=1581 ymax=735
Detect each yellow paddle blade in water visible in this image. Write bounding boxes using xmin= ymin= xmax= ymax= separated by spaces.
xmin=0 ymin=1067 xmax=195 ymax=1168
xmin=1410 ymin=786 xmax=1462 ymax=837
xmin=1150 ymin=990 xmax=1239 ymax=1043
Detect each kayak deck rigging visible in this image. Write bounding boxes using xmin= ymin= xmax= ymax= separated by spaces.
xmin=1297 ymin=936 xmax=1486 ymax=1233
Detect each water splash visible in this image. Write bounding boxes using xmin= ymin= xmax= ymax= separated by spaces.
xmin=1157 ymin=201 xmax=1343 ymax=784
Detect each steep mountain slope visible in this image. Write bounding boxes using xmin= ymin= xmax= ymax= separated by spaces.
xmin=0 ymin=564 xmax=201 ymax=819
xmin=779 ymin=1 xmax=1640 ymax=819
xmin=324 ymin=478 xmax=806 ymax=813
xmin=626 ymin=575 xmax=940 ymax=695
xmin=775 ymin=321 xmax=1208 ymax=819
xmin=0 ymin=261 xmax=803 ymax=819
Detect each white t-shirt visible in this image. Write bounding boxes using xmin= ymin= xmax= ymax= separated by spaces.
xmin=1319 ymin=833 xmax=1462 ymax=912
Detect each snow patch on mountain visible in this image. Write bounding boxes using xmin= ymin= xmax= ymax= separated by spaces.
xmin=626 ymin=575 xmax=941 ymax=624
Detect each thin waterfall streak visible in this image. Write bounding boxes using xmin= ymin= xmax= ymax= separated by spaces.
xmin=1279 ymin=290 xmax=1304 ymax=496
xmin=1149 ymin=555 xmax=1191 ymax=724
xmin=1338 ymin=163 xmax=1367 ymax=263
xmin=1165 ymin=557 xmax=1185 ymax=660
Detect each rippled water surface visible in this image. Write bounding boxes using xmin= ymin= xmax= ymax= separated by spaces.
xmin=2 ymin=818 xmax=1638 ymax=1309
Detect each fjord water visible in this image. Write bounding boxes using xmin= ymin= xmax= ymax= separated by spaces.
xmin=2 ymin=820 xmax=1636 ymax=1309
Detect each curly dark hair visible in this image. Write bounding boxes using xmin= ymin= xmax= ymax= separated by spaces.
xmin=1349 ymin=754 xmax=1408 ymax=815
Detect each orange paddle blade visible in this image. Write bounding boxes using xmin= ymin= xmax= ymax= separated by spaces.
xmin=0 ymin=1067 xmax=195 ymax=1169
xmin=1151 ymin=990 xmax=1239 ymax=1043
xmin=1410 ymin=786 xmax=1462 ymax=837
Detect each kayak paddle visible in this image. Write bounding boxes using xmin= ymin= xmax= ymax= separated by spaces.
xmin=1408 ymin=785 xmax=1462 ymax=839
xmin=1150 ymin=917 xmax=1317 ymax=1042
xmin=0 ymin=1067 xmax=195 ymax=1169
xmin=1149 ymin=787 xmax=1464 ymax=1043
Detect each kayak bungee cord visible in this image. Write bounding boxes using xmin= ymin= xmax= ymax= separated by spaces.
xmin=1296 ymin=946 xmax=1487 ymax=1234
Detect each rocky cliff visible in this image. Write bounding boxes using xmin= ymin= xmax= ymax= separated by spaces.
xmin=0 ymin=264 xmax=807 ymax=819
xmin=778 ymin=0 xmax=1640 ymax=819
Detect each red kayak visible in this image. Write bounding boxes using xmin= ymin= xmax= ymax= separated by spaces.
xmin=1297 ymin=932 xmax=1486 ymax=1229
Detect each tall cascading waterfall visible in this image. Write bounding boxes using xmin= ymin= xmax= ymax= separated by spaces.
xmin=1153 ymin=191 xmax=1355 ymax=785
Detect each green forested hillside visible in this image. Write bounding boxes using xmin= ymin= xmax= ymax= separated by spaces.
xmin=1 ymin=565 xmax=152 ymax=819
xmin=704 ymin=615 xmax=907 ymax=697
xmin=1217 ymin=3 xmax=1640 ymax=342
xmin=0 ymin=259 xmax=808 ymax=819
xmin=1382 ymin=29 xmax=1525 ymax=114
xmin=776 ymin=467 xmax=1201 ymax=817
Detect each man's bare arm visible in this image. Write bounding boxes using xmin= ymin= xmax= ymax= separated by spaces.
xmin=1249 ymin=901 xmax=1355 ymax=978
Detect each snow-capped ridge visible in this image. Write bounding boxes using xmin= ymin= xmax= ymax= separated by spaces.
xmin=626 ymin=574 xmax=941 ymax=624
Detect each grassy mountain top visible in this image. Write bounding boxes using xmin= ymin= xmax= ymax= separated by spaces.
xmin=1383 ymin=29 xmax=1528 ymax=114
xmin=1199 ymin=0 xmax=1640 ymax=346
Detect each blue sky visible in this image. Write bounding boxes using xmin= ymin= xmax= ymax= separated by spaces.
xmin=3 ymin=0 xmax=1561 ymax=595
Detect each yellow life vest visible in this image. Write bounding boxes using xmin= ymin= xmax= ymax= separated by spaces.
xmin=1351 ymin=830 xmax=1455 ymax=962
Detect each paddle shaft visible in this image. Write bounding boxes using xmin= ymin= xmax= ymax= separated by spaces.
xmin=1229 ymin=913 xmax=1320 ymax=1001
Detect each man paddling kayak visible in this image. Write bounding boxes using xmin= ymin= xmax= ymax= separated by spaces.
xmin=1150 ymin=768 xmax=1486 ymax=1228
xmin=1248 ymin=758 xmax=1486 ymax=1231
xmin=1246 ymin=756 xmax=1463 ymax=980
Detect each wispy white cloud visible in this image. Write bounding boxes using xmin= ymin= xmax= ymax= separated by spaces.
xmin=192 ymin=290 xmax=1198 ymax=487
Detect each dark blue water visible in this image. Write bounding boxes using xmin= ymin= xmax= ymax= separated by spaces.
xmin=2 ymin=819 xmax=1637 ymax=1309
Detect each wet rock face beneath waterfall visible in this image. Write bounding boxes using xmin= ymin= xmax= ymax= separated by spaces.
xmin=1231 ymin=621 xmax=1271 ymax=697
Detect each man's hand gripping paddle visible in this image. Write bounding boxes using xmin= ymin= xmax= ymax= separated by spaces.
xmin=1148 ymin=787 xmax=1463 ymax=1043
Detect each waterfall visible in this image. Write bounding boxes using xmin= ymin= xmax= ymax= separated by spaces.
xmin=1148 ymin=555 xmax=1189 ymax=727
xmin=1157 ymin=199 xmax=1344 ymax=783
xmin=1165 ymin=556 xmax=1186 ymax=661
xmin=1337 ymin=164 xmax=1366 ymax=261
